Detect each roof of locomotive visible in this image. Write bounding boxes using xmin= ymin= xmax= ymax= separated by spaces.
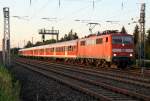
xmin=79 ymin=32 xmax=132 ymax=41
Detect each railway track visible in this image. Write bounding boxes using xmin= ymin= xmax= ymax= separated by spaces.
xmin=14 ymin=58 xmax=150 ymax=101
xmin=17 ymin=58 xmax=150 ymax=94
xmin=23 ymin=58 xmax=150 ymax=84
xmin=34 ymin=58 xmax=150 ymax=78
xmin=63 ymin=61 xmax=150 ymax=78
xmin=47 ymin=59 xmax=150 ymax=80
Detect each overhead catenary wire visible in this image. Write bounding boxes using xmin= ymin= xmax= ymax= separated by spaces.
xmin=60 ymin=0 xmax=102 ymax=20
xmin=24 ymin=0 xmax=103 ymax=22
xmin=29 ymin=0 xmax=52 ymax=20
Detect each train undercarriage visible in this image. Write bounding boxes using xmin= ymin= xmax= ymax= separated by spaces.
xmin=20 ymin=55 xmax=133 ymax=69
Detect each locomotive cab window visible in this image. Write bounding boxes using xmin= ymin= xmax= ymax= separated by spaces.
xmin=112 ymin=36 xmax=133 ymax=44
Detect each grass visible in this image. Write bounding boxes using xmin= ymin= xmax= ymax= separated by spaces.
xmin=0 ymin=65 xmax=20 ymax=101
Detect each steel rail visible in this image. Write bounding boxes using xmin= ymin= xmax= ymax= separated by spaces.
xmin=14 ymin=59 xmax=150 ymax=101
xmin=36 ymin=59 xmax=150 ymax=83
xmin=15 ymin=58 xmax=150 ymax=97
xmin=14 ymin=61 xmax=113 ymax=101
xmin=19 ymin=58 xmax=150 ymax=86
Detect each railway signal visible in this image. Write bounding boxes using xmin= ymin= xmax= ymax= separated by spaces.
xmin=39 ymin=27 xmax=59 ymax=42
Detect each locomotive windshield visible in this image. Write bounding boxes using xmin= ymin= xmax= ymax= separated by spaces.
xmin=112 ymin=36 xmax=133 ymax=44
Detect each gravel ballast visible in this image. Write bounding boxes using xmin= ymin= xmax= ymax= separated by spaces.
xmin=10 ymin=63 xmax=99 ymax=101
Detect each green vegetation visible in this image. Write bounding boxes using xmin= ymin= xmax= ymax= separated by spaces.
xmin=133 ymin=25 xmax=150 ymax=60
xmin=145 ymin=29 xmax=150 ymax=59
xmin=120 ymin=26 xmax=127 ymax=34
xmin=0 ymin=65 xmax=20 ymax=101
xmin=133 ymin=25 xmax=139 ymax=59
xmin=59 ymin=29 xmax=78 ymax=42
xmin=11 ymin=47 xmax=20 ymax=55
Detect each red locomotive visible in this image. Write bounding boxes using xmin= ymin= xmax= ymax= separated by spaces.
xmin=19 ymin=31 xmax=134 ymax=68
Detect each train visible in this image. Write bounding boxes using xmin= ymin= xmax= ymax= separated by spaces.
xmin=19 ymin=31 xmax=134 ymax=68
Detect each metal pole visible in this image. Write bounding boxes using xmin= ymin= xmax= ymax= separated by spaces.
xmin=2 ymin=38 xmax=5 ymax=65
xmin=139 ymin=3 xmax=145 ymax=75
xmin=32 ymin=37 xmax=33 ymax=44
xmin=3 ymin=7 xmax=11 ymax=66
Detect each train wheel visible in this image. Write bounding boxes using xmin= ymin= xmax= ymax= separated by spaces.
xmin=111 ymin=64 xmax=117 ymax=68
xmin=106 ymin=62 xmax=111 ymax=68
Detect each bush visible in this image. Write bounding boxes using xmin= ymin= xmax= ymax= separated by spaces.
xmin=0 ymin=65 xmax=20 ymax=101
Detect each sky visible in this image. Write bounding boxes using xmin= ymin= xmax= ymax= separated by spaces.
xmin=0 ymin=0 xmax=150 ymax=49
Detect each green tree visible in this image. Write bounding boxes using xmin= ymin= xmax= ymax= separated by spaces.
xmin=133 ymin=25 xmax=139 ymax=46
xmin=146 ymin=29 xmax=150 ymax=45
xmin=44 ymin=39 xmax=56 ymax=44
xmin=24 ymin=41 xmax=33 ymax=48
xmin=34 ymin=41 xmax=44 ymax=46
xmin=60 ymin=29 xmax=78 ymax=42
xmin=133 ymin=25 xmax=139 ymax=59
xmin=146 ymin=29 xmax=150 ymax=59
xmin=120 ymin=26 xmax=127 ymax=34
xmin=74 ymin=32 xmax=78 ymax=39
xmin=11 ymin=48 xmax=20 ymax=55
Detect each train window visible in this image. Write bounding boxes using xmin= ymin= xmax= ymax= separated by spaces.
xmin=60 ymin=47 xmax=62 ymax=52
xmin=73 ymin=46 xmax=76 ymax=51
xmin=63 ymin=46 xmax=65 ymax=51
xmin=96 ymin=38 xmax=103 ymax=44
xmin=46 ymin=48 xmax=49 ymax=53
xmin=40 ymin=49 xmax=44 ymax=54
xmin=86 ymin=39 xmax=96 ymax=45
xmin=51 ymin=48 xmax=54 ymax=52
xmin=58 ymin=48 xmax=59 ymax=52
xmin=80 ymin=41 xmax=86 ymax=46
xmin=106 ymin=37 xmax=108 ymax=42
xmin=62 ymin=47 xmax=64 ymax=52
xmin=63 ymin=47 xmax=65 ymax=51
xmin=57 ymin=47 xmax=60 ymax=52
xmin=60 ymin=47 xmax=61 ymax=52
xmin=71 ymin=46 xmax=73 ymax=51
xmin=68 ymin=46 xmax=72 ymax=51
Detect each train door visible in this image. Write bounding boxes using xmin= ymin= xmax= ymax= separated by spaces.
xmin=104 ymin=37 xmax=109 ymax=61
xmin=54 ymin=47 xmax=56 ymax=56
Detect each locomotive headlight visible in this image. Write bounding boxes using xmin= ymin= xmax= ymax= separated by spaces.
xmin=130 ymin=53 xmax=133 ymax=57
xmin=113 ymin=54 xmax=117 ymax=56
